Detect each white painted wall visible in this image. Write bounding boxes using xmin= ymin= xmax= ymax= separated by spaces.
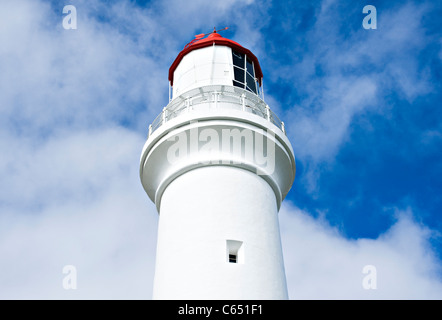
xmin=173 ymin=46 xmax=233 ymax=97
xmin=153 ymin=166 xmax=288 ymax=299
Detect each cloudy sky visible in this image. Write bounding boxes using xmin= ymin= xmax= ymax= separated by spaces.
xmin=0 ymin=0 xmax=441 ymax=299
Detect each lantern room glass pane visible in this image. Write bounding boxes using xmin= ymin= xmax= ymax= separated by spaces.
xmin=232 ymin=50 xmax=246 ymax=89
xmin=234 ymin=66 xmax=245 ymax=84
xmin=246 ymin=58 xmax=254 ymax=77
xmin=233 ymin=80 xmax=243 ymax=88
xmin=246 ymin=73 xmax=257 ymax=94
xmin=232 ymin=50 xmax=245 ymax=68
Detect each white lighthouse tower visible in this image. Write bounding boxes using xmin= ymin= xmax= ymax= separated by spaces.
xmin=140 ymin=29 xmax=296 ymax=300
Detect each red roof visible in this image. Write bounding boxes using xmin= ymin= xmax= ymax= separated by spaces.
xmin=168 ymin=32 xmax=263 ymax=86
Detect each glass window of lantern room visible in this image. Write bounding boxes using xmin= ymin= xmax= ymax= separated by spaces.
xmin=246 ymin=57 xmax=257 ymax=94
xmin=246 ymin=58 xmax=254 ymax=77
xmin=232 ymin=50 xmax=245 ymax=89
xmin=246 ymin=74 xmax=257 ymax=94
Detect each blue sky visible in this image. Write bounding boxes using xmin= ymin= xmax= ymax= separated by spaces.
xmin=0 ymin=0 xmax=441 ymax=299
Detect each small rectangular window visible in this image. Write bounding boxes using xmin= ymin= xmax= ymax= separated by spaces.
xmin=226 ymin=240 xmax=243 ymax=264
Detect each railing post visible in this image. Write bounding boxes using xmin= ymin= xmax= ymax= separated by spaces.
xmin=148 ymin=124 xmax=152 ymax=137
xmin=213 ymin=90 xmax=218 ymax=108
xmin=162 ymin=107 xmax=167 ymax=124
xmin=261 ymin=78 xmax=265 ymax=102
xmin=185 ymin=97 xmax=190 ymax=112
xmin=265 ymin=104 xmax=271 ymax=121
xmin=169 ymin=83 xmax=172 ymax=103
xmin=281 ymin=121 xmax=285 ymax=134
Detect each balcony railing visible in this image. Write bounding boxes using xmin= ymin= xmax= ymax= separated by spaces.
xmin=148 ymin=85 xmax=285 ymax=137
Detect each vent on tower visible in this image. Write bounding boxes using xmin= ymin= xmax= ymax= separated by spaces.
xmin=226 ymin=240 xmax=243 ymax=264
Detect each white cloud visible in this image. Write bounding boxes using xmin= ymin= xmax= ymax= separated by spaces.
xmin=0 ymin=1 xmax=166 ymax=296
xmin=0 ymin=127 xmax=159 ymax=299
xmin=0 ymin=0 xmax=169 ymax=135
xmin=290 ymin=76 xmax=377 ymax=164
xmin=280 ymin=204 xmax=442 ymax=299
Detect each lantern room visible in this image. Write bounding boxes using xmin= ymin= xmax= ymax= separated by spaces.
xmin=168 ymin=30 xmax=264 ymax=99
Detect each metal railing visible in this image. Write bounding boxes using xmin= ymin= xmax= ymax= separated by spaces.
xmin=148 ymin=85 xmax=285 ymax=137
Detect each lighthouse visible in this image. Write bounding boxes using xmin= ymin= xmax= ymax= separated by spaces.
xmin=140 ymin=29 xmax=296 ymax=299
